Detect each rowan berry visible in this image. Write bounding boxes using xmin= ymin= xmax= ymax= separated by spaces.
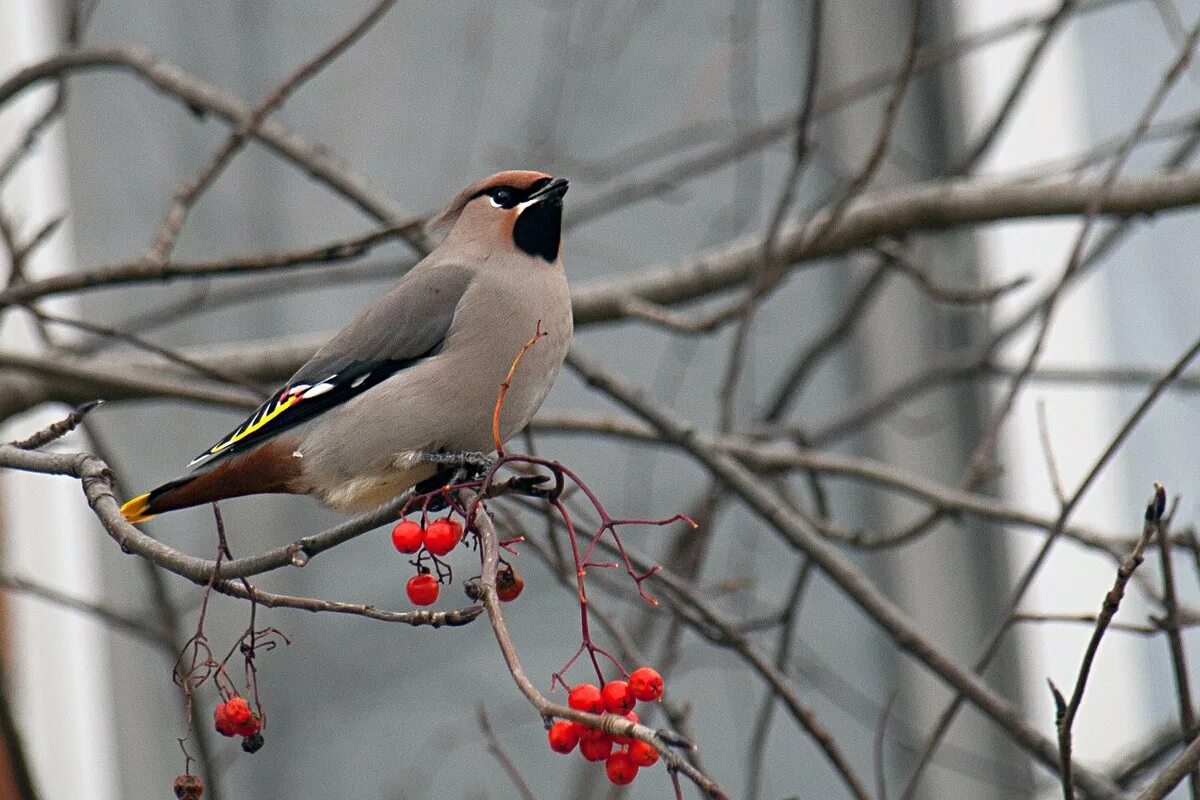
xmin=423 ymin=518 xmax=462 ymax=556
xmin=578 ymin=728 xmax=613 ymax=762
xmin=213 ymin=703 xmax=237 ymax=737
xmin=628 ymin=739 xmax=660 ymax=767
xmin=497 ymin=566 xmax=524 ymax=602
xmin=406 ymin=573 xmax=440 ymax=606
xmin=234 ymin=713 xmax=261 ymax=738
xmin=173 ymin=773 xmax=203 ymax=800
xmin=628 ymin=667 xmax=664 ymax=701
xmin=224 ymin=697 xmax=253 ymax=725
xmin=391 ymin=520 xmax=423 ymax=553
xmin=601 ymin=680 xmax=635 ymax=714
xmin=547 ymin=720 xmax=579 ymax=754
xmin=605 ymin=750 xmax=639 ymax=785
xmin=567 ymin=683 xmax=604 ymax=713
xmin=241 ymin=731 xmax=264 ymax=753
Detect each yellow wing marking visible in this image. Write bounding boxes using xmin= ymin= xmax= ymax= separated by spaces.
xmin=207 ymin=394 xmax=301 ymax=456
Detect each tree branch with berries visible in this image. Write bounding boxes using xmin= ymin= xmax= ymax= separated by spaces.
xmin=9 ymin=3 xmax=1200 ymax=800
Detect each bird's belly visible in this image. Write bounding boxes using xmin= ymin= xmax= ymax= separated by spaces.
xmin=314 ymin=460 xmax=437 ymax=512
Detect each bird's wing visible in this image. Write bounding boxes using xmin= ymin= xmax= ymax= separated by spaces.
xmin=188 ymin=263 xmax=475 ymax=471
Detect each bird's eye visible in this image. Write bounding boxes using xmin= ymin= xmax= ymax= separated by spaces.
xmin=489 ymin=187 xmax=513 ymax=208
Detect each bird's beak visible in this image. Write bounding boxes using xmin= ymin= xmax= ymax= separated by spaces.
xmin=527 ymin=177 xmax=569 ymax=205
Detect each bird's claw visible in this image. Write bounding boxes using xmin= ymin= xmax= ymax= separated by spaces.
xmin=509 ymin=474 xmax=554 ymax=496
xmin=419 ymin=450 xmax=495 ymax=473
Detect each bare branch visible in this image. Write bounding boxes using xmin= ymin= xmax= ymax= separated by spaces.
xmin=1053 ymin=484 xmax=1166 ymax=800
xmin=146 ymin=0 xmax=400 ymax=262
xmin=564 ymin=346 xmax=1123 ymax=800
xmin=0 ymin=47 xmax=423 ymax=239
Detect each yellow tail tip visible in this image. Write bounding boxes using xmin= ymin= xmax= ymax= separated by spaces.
xmin=120 ymin=493 xmax=155 ymax=524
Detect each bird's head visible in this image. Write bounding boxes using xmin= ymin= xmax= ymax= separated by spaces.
xmin=429 ymin=170 xmax=569 ymax=264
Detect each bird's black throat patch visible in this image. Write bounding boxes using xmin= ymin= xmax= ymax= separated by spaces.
xmin=514 ymin=199 xmax=562 ymax=262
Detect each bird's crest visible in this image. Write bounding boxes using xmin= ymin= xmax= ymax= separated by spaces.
xmin=427 ymin=170 xmax=553 ymax=234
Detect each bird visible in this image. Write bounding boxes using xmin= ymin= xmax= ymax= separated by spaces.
xmin=120 ymin=170 xmax=572 ymax=523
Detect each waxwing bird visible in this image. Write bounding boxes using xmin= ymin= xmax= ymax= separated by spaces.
xmin=121 ymin=170 xmax=572 ymax=523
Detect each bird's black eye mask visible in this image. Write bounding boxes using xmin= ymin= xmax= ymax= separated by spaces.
xmin=473 ymin=178 xmax=553 ymax=210
xmin=473 ymin=178 xmax=563 ymax=262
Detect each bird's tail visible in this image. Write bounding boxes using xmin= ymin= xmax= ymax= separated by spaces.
xmin=120 ymin=440 xmax=305 ymax=524
xmin=120 ymin=493 xmax=156 ymax=524
xmin=121 ymin=474 xmax=206 ymax=523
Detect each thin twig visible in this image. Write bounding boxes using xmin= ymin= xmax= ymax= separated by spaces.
xmin=8 ymin=399 xmax=100 ymax=449
xmin=1155 ymin=509 xmax=1200 ymax=798
xmin=477 ymin=707 xmax=538 ymax=800
xmin=0 ymin=47 xmax=422 ymax=243
xmin=1137 ymin=734 xmax=1200 ymax=800
xmin=146 ymin=0 xmax=401 ymax=262
xmin=1051 ymin=483 xmax=1166 ymax=800
xmin=951 ymin=0 xmax=1076 ymax=174
xmin=0 ymin=221 xmax=419 ymax=309
xmin=745 ymin=559 xmax=812 ymax=800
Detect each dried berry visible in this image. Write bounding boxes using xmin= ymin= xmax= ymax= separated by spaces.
xmin=173 ymin=773 xmax=203 ymax=800
xmin=497 ymin=566 xmax=525 ymax=602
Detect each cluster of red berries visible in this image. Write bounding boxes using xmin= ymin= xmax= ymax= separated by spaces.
xmin=392 ymin=517 xmax=464 ymax=606
xmin=213 ymin=696 xmax=263 ymax=752
xmin=391 ymin=517 xmax=463 ymax=557
xmin=393 ymin=516 xmax=526 ymax=606
xmin=546 ymin=667 xmax=665 ymax=785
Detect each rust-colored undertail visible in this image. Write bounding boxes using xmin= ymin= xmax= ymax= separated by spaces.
xmin=120 ymin=439 xmax=304 ymax=524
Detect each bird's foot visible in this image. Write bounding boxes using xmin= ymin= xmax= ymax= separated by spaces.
xmin=508 ymin=474 xmax=554 ymax=497
xmin=416 ymin=451 xmax=495 ymax=496
xmin=418 ymin=450 xmax=495 ymax=476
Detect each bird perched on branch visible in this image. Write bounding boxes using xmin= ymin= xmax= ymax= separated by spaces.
xmin=121 ymin=170 xmax=572 ymax=523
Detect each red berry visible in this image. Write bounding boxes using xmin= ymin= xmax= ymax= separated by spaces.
xmin=547 ymin=720 xmax=579 ymax=754
xmin=213 ymin=703 xmax=237 ymax=737
xmin=497 ymin=567 xmax=525 ymax=602
xmin=601 ymin=680 xmax=635 ymax=714
xmin=234 ymin=713 xmax=261 ymax=738
xmin=578 ymin=728 xmax=613 ymax=762
xmin=423 ymin=518 xmax=462 ymax=556
xmin=224 ymin=697 xmax=253 ymax=725
xmin=628 ymin=667 xmax=663 ymax=701
xmin=568 ymin=683 xmax=604 ymax=713
xmin=391 ymin=520 xmax=423 ymax=553
xmin=605 ymin=750 xmax=639 ymax=785
xmin=628 ymin=739 xmax=660 ymax=767
xmin=406 ymin=573 xmax=440 ymax=606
